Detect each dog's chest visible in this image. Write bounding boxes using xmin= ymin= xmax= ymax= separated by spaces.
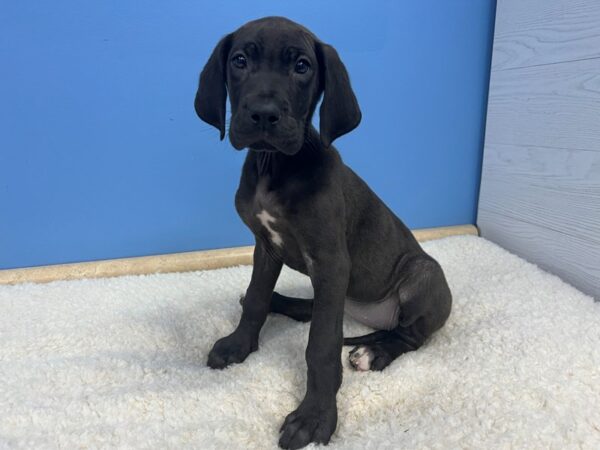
xmin=237 ymin=178 xmax=291 ymax=250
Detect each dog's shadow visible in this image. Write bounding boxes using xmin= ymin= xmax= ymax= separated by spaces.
xmin=141 ymin=278 xmax=384 ymax=358
xmin=140 ymin=288 xmax=312 ymax=364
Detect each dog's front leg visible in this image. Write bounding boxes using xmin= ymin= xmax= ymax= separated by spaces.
xmin=207 ymin=240 xmax=282 ymax=369
xmin=279 ymin=246 xmax=349 ymax=449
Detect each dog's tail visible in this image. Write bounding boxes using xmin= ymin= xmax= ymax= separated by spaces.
xmin=343 ymin=330 xmax=390 ymax=346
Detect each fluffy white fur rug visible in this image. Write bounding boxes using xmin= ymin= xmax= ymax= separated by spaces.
xmin=1 ymin=236 xmax=599 ymax=449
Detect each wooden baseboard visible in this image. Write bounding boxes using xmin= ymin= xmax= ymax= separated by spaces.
xmin=0 ymin=225 xmax=478 ymax=285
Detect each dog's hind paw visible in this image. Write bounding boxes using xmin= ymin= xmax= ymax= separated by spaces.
xmin=349 ymin=346 xmax=373 ymax=371
xmin=349 ymin=344 xmax=395 ymax=371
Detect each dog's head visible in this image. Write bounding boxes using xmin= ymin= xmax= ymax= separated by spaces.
xmin=195 ymin=16 xmax=361 ymax=154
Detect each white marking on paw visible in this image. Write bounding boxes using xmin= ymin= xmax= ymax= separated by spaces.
xmin=256 ymin=209 xmax=283 ymax=247
xmin=349 ymin=346 xmax=372 ymax=371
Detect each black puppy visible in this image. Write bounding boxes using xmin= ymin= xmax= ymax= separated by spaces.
xmin=195 ymin=17 xmax=452 ymax=449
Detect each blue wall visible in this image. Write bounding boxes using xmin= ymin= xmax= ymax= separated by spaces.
xmin=0 ymin=1 xmax=496 ymax=269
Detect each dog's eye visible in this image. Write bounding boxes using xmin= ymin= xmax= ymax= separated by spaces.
xmin=232 ymin=54 xmax=247 ymax=69
xmin=294 ymin=59 xmax=310 ymax=74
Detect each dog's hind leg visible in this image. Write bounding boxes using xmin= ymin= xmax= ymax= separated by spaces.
xmin=348 ymin=255 xmax=452 ymax=371
xmin=240 ymin=291 xmax=313 ymax=322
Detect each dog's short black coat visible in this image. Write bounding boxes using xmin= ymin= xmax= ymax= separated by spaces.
xmin=195 ymin=16 xmax=452 ymax=449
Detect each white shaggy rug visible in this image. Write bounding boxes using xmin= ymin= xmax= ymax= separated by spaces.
xmin=1 ymin=235 xmax=600 ymax=449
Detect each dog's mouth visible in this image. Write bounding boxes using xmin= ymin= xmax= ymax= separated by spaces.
xmin=249 ymin=140 xmax=278 ymax=152
xmin=230 ymin=131 xmax=302 ymax=155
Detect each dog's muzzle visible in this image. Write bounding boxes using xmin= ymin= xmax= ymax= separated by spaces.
xmin=230 ymin=102 xmax=304 ymax=154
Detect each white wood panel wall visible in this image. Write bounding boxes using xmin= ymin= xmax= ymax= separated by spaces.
xmin=478 ymin=0 xmax=600 ymax=299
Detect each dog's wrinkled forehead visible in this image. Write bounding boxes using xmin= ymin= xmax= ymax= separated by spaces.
xmin=194 ymin=16 xmax=361 ymax=148
xmin=230 ymin=17 xmax=317 ymax=64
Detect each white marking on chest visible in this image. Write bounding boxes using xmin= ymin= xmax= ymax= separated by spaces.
xmin=256 ymin=209 xmax=283 ymax=247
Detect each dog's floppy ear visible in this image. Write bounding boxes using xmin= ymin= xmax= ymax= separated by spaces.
xmin=194 ymin=34 xmax=232 ymax=140
xmin=316 ymin=42 xmax=362 ymax=148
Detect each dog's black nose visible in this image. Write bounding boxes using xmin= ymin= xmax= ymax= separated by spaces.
xmin=249 ymin=103 xmax=281 ymax=128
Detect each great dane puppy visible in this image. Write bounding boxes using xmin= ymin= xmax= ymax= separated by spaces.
xmin=195 ymin=16 xmax=452 ymax=449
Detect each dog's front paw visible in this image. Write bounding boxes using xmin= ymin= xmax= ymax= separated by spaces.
xmin=207 ymin=331 xmax=257 ymax=369
xmin=278 ymin=400 xmax=337 ymax=449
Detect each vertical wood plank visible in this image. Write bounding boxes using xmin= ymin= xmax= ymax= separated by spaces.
xmin=478 ymin=0 xmax=600 ymax=299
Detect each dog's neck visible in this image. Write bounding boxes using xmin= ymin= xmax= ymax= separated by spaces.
xmin=253 ymin=126 xmax=322 ymax=177
xmin=256 ymin=151 xmax=273 ymax=176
